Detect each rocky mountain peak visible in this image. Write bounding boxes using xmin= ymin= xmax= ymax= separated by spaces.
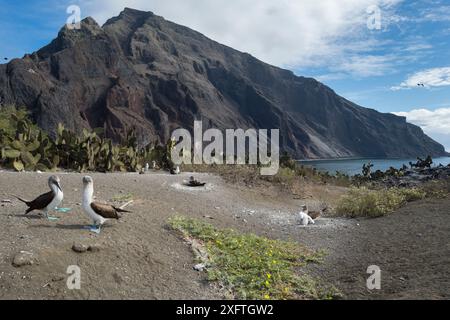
xmin=0 ymin=8 xmax=446 ymax=159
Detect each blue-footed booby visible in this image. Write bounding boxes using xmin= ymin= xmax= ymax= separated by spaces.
xmin=13 ymin=175 xmax=63 ymax=220
xmin=82 ymin=176 xmax=131 ymax=234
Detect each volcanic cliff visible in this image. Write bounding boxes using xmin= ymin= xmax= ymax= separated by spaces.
xmin=0 ymin=8 xmax=446 ymax=159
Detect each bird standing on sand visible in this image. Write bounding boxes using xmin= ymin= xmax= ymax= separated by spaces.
xmin=298 ymin=205 xmax=315 ymax=226
xmin=82 ymin=176 xmax=131 ymax=234
xmin=13 ymin=175 xmax=63 ymax=220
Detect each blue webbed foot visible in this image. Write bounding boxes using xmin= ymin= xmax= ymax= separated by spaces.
xmin=86 ymin=225 xmax=101 ymax=234
xmin=55 ymin=207 xmax=72 ymax=214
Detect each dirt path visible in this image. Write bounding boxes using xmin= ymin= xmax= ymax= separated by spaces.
xmin=0 ymin=171 xmax=448 ymax=299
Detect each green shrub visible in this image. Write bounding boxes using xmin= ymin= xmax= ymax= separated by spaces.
xmin=280 ymin=152 xmax=297 ymax=170
xmin=168 ymin=216 xmax=338 ymax=300
xmin=335 ymin=187 xmax=426 ymax=218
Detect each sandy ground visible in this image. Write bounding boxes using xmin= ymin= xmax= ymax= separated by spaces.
xmin=0 ymin=171 xmax=448 ymax=300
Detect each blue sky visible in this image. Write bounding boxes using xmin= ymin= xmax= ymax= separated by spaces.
xmin=1 ymin=0 xmax=449 ymax=150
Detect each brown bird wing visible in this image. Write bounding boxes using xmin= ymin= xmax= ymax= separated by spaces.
xmin=309 ymin=211 xmax=321 ymax=220
xmin=26 ymin=191 xmax=55 ymax=213
xmin=91 ymin=202 xmax=120 ymax=219
xmin=309 ymin=207 xmax=328 ymax=220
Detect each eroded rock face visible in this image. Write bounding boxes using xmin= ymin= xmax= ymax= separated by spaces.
xmin=0 ymin=8 xmax=446 ymax=159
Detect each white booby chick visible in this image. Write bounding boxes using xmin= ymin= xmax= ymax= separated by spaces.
xmin=298 ymin=205 xmax=315 ymax=226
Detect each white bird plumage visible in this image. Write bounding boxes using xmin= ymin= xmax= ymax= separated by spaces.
xmin=82 ymin=176 xmax=107 ymax=227
xmin=298 ymin=205 xmax=315 ymax=226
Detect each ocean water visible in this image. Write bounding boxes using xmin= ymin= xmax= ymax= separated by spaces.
xmin=298 ymin=157 xmax=450 ymax=176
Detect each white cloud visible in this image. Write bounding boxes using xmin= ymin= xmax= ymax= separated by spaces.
xmin=393 ymin=108 xmax=450 ymax=150
xmin=391 ymin=67 xmax=450 ymax=90
xmin=333 ymin=55 xmax=396 ymax=77
xmin=77 ymin=0 xmax=402 ymax=72
xmin=422 ymin=5 xmax=450 ymax=22
xmin=393 ymin=108 xmax=450 ymax=134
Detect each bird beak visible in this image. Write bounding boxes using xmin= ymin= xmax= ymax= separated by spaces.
xmin=56 ymin=182 xmax=62 ymax=192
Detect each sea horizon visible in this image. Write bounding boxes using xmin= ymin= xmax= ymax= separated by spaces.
xmin=298 ymin=156 xmax=450 ymax=176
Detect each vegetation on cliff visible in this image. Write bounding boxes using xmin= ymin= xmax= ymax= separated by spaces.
xmin=0 ymin=106 xmax=168 ymax=172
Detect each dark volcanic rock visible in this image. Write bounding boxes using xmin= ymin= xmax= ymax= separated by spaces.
xmin=378 ymin=166 xmax=450 ymax=188
xmin=0 ymin=8 xmax=446 ymax=159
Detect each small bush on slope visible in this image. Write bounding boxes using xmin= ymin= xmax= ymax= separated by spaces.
xmin=334 ymin=187 xmax=426 ymax=218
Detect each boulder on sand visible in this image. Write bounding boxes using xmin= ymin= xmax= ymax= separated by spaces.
xmin=12 ymin=251 xmax=37 ymax=267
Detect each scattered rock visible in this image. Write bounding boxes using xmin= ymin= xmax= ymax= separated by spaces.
xmin=12 ymin=251 xmax=36 ymax=267
xmin=378 ymin=166 xmax=450 ymax=188
xmin=72 ymin=243 xmax=88 ymax=253
xmin=51 ymin=275 xmax=65 ymax=282
xmin=88 ymin=245 xmax=101 ymax=253
xmin=112 ymin=273 xmax=123 ymax=284
xmin=193 ymin=263 xmax=207 ymax=272
xmin=1 ymin=199 xmax=12 ymax=203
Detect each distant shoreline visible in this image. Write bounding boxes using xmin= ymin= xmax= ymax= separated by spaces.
xmin=297 ymin=155 xmax=450 ymax=162
xmin=297 ymin=156 xmax=450 ymax=176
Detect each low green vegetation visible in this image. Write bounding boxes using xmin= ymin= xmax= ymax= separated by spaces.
xmin=168 ymin=216 xmax=338 ymax=300
xmin=0 ymin=105 xmax=171 ymax=172
xmin=335 ymin=187 xmax=427 ymax=218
